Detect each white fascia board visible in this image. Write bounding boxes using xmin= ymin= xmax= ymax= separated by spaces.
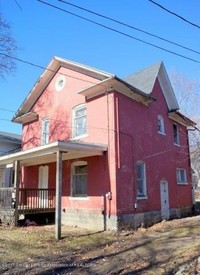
xmin=0 ymin=141 xmax=108 ymax=165
xmin=54 ymin=56 xmax=114 ymax=80
xmin=168 ymin=112 xmax=195 ymax=127
xmin=78 ymin=77 xmax=114 ymax=98
xmin=158 ymin=64 xmax=179 ymax=111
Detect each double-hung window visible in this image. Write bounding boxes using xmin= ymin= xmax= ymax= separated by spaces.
xmin=136 ymin=161 xmax=147 ymax=198
xmin=157 ymin=115 xmax=165 ymax=134
xmin=177 ymin=168 xmax=187 ymax=184
xmin=71 ymin=161 xmax=87 ymax=197
xmin=41 ymin=118 xmax=49 ymax=145
xmin=73 ymin=105 xmax=87 ymax=138
xmin=173 ymin=124 xmax=180 ymax=145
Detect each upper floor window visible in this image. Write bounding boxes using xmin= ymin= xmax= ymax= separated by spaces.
xmin=177 ymin=168 xmax=187 ymax=185
xmin=55 ymin=76 xmax=65 ymax=92
xmin=71 ymin=161 xmax=87 ymax=197
xmin=41 ymin=118 xmax=49 ymax=145
xmin=157 ymin=115 xmax=165 ymax=134
xmin=136 ymin=161 xmax=147 ymax=198
xmin=72 ymin=104 xmax=87 ymax=139
xmin=173 ymin=124 xmax=180 ymax=145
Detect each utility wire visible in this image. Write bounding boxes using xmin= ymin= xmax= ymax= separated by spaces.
xmin=0 ymin=108 xmax=15 ymax=113
xmin=148 ymin=0 xmax=200 ymax=30
xmin=37 ymin=0 xmax=200 ymax=64
xmin=0 ymin=53 xmax=108 ymax=87
xmin=57 ymin=0 xmax=200 ymax=55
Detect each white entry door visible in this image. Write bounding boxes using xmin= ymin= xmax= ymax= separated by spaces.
xmin=38 ymin=166 xmax=49 ymax=208
xmin=160 ymin=181 xmax=170 ymax=220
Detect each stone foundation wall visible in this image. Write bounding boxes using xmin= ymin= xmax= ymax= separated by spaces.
xmin=117 ymin=206 xmax=193 ymax=230
xmin=0 ymin=209 xmax=15 ymax=225
xmin=117 ymin=211 xmax=162 ymax=230
xmin=61 ymin=206 xmax=193 ymax=231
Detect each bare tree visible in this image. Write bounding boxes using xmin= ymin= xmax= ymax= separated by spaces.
xmin=0 ymin=12 xmax=17 ymax=78
xmin=169 ymin=69 xmax=200 ymax=119
xmin=170 ymin=70 xmax=200 ymax=188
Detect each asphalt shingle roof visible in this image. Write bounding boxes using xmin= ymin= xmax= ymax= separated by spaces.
xmin=123 ymin=61 xmax=163 ymax=95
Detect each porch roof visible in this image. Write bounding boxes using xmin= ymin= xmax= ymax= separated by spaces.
xmin=0 ymin=141 xmax=107 ymax=166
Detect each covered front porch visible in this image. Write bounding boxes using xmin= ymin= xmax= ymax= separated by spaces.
xmin=0 ymin=140 xmax=107 ymax=239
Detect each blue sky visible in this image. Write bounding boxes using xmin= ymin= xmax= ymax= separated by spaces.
xmin=0 ymin=0 xmax=200 ymax=134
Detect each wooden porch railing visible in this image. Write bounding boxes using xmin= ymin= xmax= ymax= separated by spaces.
xmin=18 ymin=188 xmax=56 ymax=213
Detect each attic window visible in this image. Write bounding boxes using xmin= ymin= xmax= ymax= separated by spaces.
xmin=55 ymin=76 xmax=65 ymax=91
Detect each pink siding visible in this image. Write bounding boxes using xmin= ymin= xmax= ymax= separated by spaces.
xmin=21 ymin=64 xmax=192 ymax=226
xmin=115 ymin=79 xmax=192 ymax=215
xmin=22 ymin=66 xmax=118 ymax=215
xmin=22 ymin=67 xmax=101 ymax=149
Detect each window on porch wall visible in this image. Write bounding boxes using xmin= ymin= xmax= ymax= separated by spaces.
xmin=4 ymin=164 xmax=14 ymax=187
xmin=41 ymin=118 xmax=49 ymax=145
xmin=71 ymin=161 xmax=87 ymax=197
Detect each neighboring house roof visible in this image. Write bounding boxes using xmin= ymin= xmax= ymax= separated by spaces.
xmin=124 ymin=61 xmax=179 ymax=111
xmin=0 ymin=131 xmax=21 ymax=144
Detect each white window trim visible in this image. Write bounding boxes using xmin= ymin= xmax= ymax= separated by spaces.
xmin=157 ymin=115 xmax=165 ymax=135
xmin=70 ymin=161 xmax=88 ymax=197
xmin=55 ymin=76 xmax=65 ymax=92
xmin=177 ymin=168 xmax=187 ymax=185
xmin=136 ymin=161 xmax=147 ymax=199
xmin=41 ymin=117 xmax=50 ymax=145
xmin=173 ymin=123 xmax=180 ymax=146
xmin=71 ymin=104 xmax=87 ymax=140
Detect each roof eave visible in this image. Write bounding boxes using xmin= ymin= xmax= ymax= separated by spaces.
xmin=78 ymin=76 xmax=155 ymax=106
xmin=13 ymin=57 xmax=113 ymax=121
xmin=168 ymin=111 xmax=196 ymax=128
xmin=0 ymin=141 xmax=108 ymax=166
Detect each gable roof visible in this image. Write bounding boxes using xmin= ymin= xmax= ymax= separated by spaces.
xmin=13 ymin=58 xmax=180 ymax=124
xmin=12 ymin=56 xmax=114 ymax=123
xmin=124 ymin=61 xmax=179 ymax=111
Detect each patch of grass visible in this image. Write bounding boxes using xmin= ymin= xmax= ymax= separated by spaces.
xmin=0 ymin=225 xmax=117 ymax=262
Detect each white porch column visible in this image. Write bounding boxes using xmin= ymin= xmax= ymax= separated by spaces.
xmin=55 ymin=151 xmax=62 ymax=240
xmin=14 ymin=160 xmax=20 ymax=226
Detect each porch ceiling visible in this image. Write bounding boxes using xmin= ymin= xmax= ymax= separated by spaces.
xmin=0 ymin=141 xmax=107 ymax=166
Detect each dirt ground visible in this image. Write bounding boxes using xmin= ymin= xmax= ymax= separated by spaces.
xmin=1 ymin=215 xmax=200 ymax=274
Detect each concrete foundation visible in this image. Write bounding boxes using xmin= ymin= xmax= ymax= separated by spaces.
xmin=62 ymin=208 xmax=118 ymax=231
xmin=62 ymin=206 xmax=193 ymax=231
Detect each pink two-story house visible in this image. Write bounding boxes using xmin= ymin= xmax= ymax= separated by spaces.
xmin=0 ymin=57 xmax=195 ymax=238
